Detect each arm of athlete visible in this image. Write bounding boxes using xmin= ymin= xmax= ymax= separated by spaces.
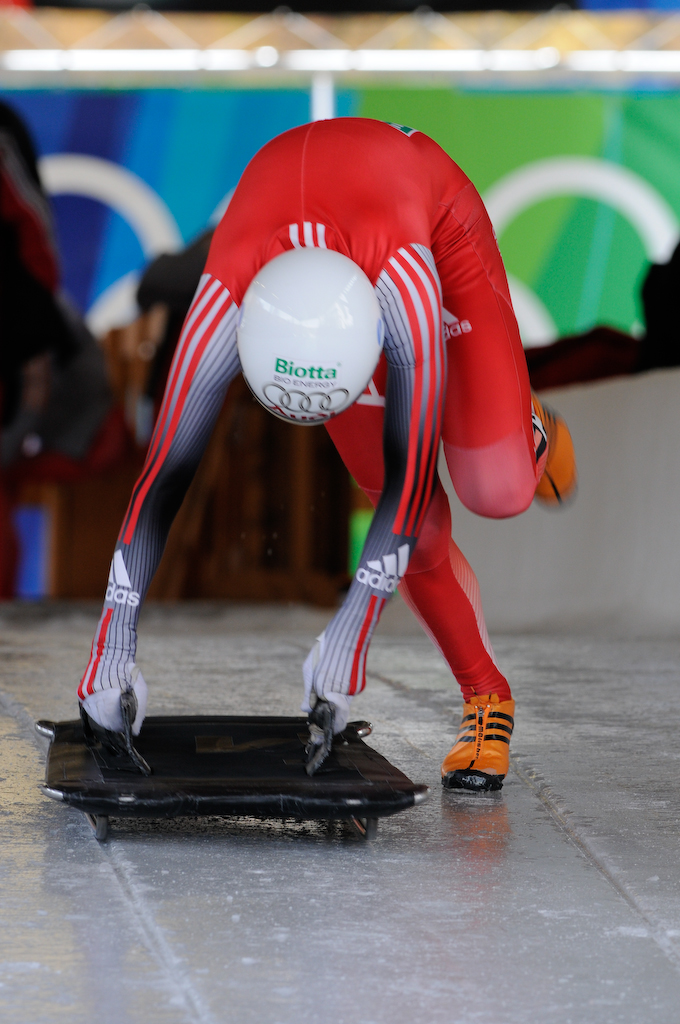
xmin=303 ymin=243 xmax=446 ymax=735
xmin=77 ymin=273 xmax=240 ymax=732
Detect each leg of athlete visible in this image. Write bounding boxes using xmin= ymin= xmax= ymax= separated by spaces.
xmin=417 ymin=192 xmax=573 ymax=787
xmin=327 ymin=187 xmax=551 ymax=789
xmin=328 ymin=368 xmax=509 ymax=702
xmin=435 ymin=193 xmax=540 ymax=519
xmin=431 ymin=183 xmax=549 ymax=788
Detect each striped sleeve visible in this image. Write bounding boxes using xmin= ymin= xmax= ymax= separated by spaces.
xmin=121 ymin=274 xmax=237 ymax=543
xmin=378 ymin=243 xmax=445 ymax=538
xmin=310 ymin=244 xmax=446 ymax=701
xmin=78 ymin=274 xmax=240 ymax=699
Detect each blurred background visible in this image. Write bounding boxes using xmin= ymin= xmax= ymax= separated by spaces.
xmin=4 ymin=1 xmax=680 ymax=631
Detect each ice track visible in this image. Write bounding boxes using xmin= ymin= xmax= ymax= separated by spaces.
xmin=2 ymin=599 xmax=680 ymax=1023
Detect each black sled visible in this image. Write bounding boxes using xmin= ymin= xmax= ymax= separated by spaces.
xmin=36 ymin=715 xmax=429 ymax=842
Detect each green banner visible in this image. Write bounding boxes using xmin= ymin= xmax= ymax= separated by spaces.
xmin=353 ymin=88 xmax=680 ymax=343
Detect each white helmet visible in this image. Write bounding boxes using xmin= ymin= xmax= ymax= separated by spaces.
xmin=237 ymin=248 xmax=384 ymax=424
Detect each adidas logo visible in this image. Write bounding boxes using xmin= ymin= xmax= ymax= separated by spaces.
xmin=356 ymin=545 xmax=410 ymax=593
xmin=442 ymin=308 xmax=472 ymax=342
xmin=105 ymin=550 xmax=140 ymax=608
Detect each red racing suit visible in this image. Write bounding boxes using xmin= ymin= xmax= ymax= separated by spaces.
xmin=80 ymin=118 xmax=542 ymax=709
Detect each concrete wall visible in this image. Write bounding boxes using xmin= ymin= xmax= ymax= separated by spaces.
xmin=440 ymin=368 xmax=680 ymax=636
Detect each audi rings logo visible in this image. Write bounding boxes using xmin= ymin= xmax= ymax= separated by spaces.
xmin=262 ymin=382 xmax=350 ymax=419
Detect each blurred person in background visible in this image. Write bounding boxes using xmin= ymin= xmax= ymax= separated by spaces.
xmin=0 ymin=99 xmax=128 ymax=598
xmin=136 ymin=228 xmax=214 ymax=418
xmin=526 ymin=240 xmax=680 ymax=391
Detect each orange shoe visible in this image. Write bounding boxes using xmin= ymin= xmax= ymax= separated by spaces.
xmin=532 ymin=394 xmax=577 ymax=507
xmin=441 ymin=694 xmax=515 ymax=792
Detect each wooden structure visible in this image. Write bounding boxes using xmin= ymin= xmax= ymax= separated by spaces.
xmin=148 ymin=375 xmax=350 ymax=606
xmin=16 ymin=308 xmax=350 ymax=606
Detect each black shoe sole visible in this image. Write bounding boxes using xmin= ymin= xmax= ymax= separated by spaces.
xmin=442 ymin=769 xmax=504 ymax=792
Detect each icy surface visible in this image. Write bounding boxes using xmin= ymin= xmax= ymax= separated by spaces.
xmin=2 ymin=599 xmax=680 ymax=1023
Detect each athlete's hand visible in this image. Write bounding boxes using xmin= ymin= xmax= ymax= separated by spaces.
xmin=305 ymin=697 xmax=335 ymax=775
xmin=79 ymin=663 xmax=147 ymax=735
xmin=301 ymin=632 xmax=324 ymax=713
xmin=302 ymin=633 xmax=352 ymax=734
xmin=304 ymin=693 xmax=353 ymax=775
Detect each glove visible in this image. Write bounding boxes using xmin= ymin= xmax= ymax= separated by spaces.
xmin=302 ymin=632 xmax=352 ymax=734
xmin=79 ymin=663 xmax=147 ymax=736
xmin=304 ymin=693 xmax=353 ymax=775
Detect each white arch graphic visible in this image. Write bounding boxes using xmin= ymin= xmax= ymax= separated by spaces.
xmin=38 ymin=154 xmax=183 ymax=335
xmin=39 ymin=154 xmax=182 ymax=256
xmin=507 ymin=273 xmax=557 ymax=348
xmin=483 ymin=156 xmax=680 ymax=346
xmin=484 ymin=156 xmax=680 ymax=264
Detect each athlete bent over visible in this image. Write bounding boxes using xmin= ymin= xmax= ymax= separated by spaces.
xmin=77 ymin=118 xmax=576 ymax=791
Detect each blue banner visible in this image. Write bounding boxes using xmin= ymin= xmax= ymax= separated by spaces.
xmin=1 ymin=88 xmax=317 ymax=330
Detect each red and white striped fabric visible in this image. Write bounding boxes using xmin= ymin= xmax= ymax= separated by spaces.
xmin=78 ymin=272 xmax=240 ymax=701
xmin=381 ymin=245 xmax=444 ymax=538
xmin=288 ymin=221 xmax=327 ymax=248
xmin=122 ymin=275 xmax=233 ymax=544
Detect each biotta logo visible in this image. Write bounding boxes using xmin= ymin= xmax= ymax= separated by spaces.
xmin=443 ymin=308 xmax=472 ymax=342
xmin=274 ymin=358 xmax=337 ymax=380
xmin=264 ymin=356 xmax=349 ymax=420
xmin=106 ymin=550 xmax=140 ymax=607
xmin=356 ymin=545 xmax=410 ymax=593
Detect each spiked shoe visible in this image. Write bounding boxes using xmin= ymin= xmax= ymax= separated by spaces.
xmin=441 ymin=694 xmax=514 ymax=792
